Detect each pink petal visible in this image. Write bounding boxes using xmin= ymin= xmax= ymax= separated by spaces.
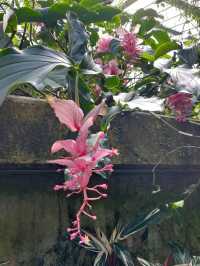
xmin=92 ymin=148 xmax=117 ymax=162
xmin=48 ymin=97 xmax=84 ymax=132
xmin=84 ymin=101 xmax=104 ymax=124
xmin=51 ymin=139 xmax=77 ymax=154
xmin=96 ymin=35 xmax=113 ymax=53
xmin=92 ymin=132 xmax=105 ymax=152
xmin=78 ymin=117 xmax=94 ymax=141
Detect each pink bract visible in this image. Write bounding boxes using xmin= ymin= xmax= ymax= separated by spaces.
xmin=166 ymin=92 xmax=193 ymax=122
xmin=118 ymin=28 xmax=140 ymax=59
xmin=103 ymin=59 xmax=122 ymax=75
xmin=96 ymin=35 xmax=113 ymax=53
xmin=48 ymin=96 xmax=104 ymax=133
xmin=48 ymin=98 xmax=118 ymax=244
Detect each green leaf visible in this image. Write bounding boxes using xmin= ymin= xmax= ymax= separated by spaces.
xmin=112 ymin=14 xmax=121 ymax=27
xmin=132 ymin=8 xmax=163 ymax=24
xmin=154 ymin=41 xmax=179 ymax=59
xmin=80 ymin=0 xmax=101 ymax=8
xmin=16 ymin=7 xmax=43 ymax=23
xmin=169 ymin=200 xmax=184 ymax=209
xmin=119 ymin=208 xmax=162 ymax=240
xmin=94 ymin=252 xmax=107 ymax=266
xmin=80 ymin=53 xmax=102 ymax=75
xmin=151 ymin=30 xmax=171 ymax=44
xmin=0 ymin=22 xmax=11 ymax=48
xmin=105 ymin=76 xmax=120 ymax=89
xmin=3 ymin=9 xmax=17 ymax=33
xmin=134 ymin=77 xmax=158 ymax=90
xmin=141 ymin=52 xmax=155 ymax=62
xmin=137 ymin=257 xmax=152 ymax=266
xmin=0 ymin=46 xmax=71 ymax=105
xmin=139 ymin=18 xmax=157 ymax=36
xmin=0 ymin=13 xmax=4 ymax=21
xmin=14 ymin=3 xmax=121 ymax=25
xmin=67 ymin=11 xmax=89 ymax=64
xmin=89 ymin=28 xmax=99 ymax=47
xmin=114 ymin=244 xmax=134 ymax=266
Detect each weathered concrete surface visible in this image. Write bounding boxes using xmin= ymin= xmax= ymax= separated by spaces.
xmin=0 ymin=96 xmax=69 ymax=164
xmin=1 ymin=96 xmax=200 ymax=165
xmin=109 ymin=111 xmax=200 ymax=165
xmin=0 ymin=96 xmax=200 ymax=265
xmin=0 ymin=170 xmax=200 ymax=265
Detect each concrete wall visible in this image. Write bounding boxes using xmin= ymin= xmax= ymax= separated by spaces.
xmin=0 ymin=96 xmax=200 ymax=265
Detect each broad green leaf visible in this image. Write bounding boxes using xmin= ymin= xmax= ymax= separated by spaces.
xmin=0 ymin=46 xmax=71 ymax=105
xmin=178 ymin=45 xmax=199 ymax=66
xmin=112 ymin=14 xmax=121 ymax=27
xmin=14 ymin=3 xmax=121 ymax=26
xmin=80 ymin=0 xmax=101 ymax=8
xmin=141 ymin=52 xmax=155 ymax=62
xmin=154 ymin=41 xmax=179 ymax=59
xmin=132 ymin=8 xmax=163 ymax=24
xmin=139 ymin=18 xmax=157 ymax=36
xmin=134 ymin=77 xmax=158 ymax=90
xmin=80 ymin=53 xmax=102 ymax=75
xmin=16 ymin=7 xmax=43 ymax=23
xmin=105 ymin=76 xmax=120 ymax=89
xmin=67 ymin=12 xmax=88 ymax=64
xmin=0 ymin=22 xmax=11 ymax=48
xmin=151 ymin=30 xmax=171 ymax=44
xmin=3 ymin=9 xmax=17 ymax=33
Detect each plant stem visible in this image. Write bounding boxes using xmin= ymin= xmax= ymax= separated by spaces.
xmin=75 ymin=72 xmax=80 ymax=106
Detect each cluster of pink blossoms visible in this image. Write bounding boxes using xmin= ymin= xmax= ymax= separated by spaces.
xmin=117 ymin=28 xmax=141 ymax=59
xmin=96 ymin=28 xmax=140 ymax=59
xmin=96 ymin=35 xmax=113 ymax=53
xmin=166 ymin=92 xmax=193 ymax=122
xmin=95 ymin=58 xmax=122 ymax=76
xmin=48 ymin=97 xmax=118 ymax=244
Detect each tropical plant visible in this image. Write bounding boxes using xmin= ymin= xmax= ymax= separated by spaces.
xmin=138 ymin=242 xmax=200 ymax=266
xmin=0 ymin=0 xmax=190 ymax=116
xmin=69 ymin=200 xmax=184 ymax=266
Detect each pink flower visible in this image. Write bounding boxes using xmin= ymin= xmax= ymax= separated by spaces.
xmin=95 ymin=58 xmax=103 ymax=66
xmin=118 ymin=28 xmax=140 ymax=59
xmin=103 ymin=59 xmax=122 ymax=75
xmin=48 ymin=96 xmax=104 ymax=133
xmin=166 ymin=92 xmax=193 ymax=122
xmin=96 ymin=35 xmax=113 ymax=53
xmin=48 ymin=98 xmax=118 ymax=244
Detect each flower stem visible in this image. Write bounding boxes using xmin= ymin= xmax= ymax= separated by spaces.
xmin=75 ymin=72 xmax=80 ymax=106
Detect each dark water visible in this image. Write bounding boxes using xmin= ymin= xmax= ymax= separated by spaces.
xmin=0 ymin=164 xmax=200 ymax=266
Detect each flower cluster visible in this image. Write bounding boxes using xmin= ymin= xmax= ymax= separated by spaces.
xmin=48 ymin=97 xmax=118 ymax=244
xmin=117 ymin=28 xmax=141 ymax=59
xmin=166 ymin=92 xmax=193 ymax=122
xmin=96 ymin=35 xmax=113 ymax=53
xmin=94 ymin=28 xmax=141 ymax=94
xmin=96 ymin=28 xmax=140 ymax=59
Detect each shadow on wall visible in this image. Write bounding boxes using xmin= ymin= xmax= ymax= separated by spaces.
xmin=0 ymin=165 xmax=200 ymax=265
